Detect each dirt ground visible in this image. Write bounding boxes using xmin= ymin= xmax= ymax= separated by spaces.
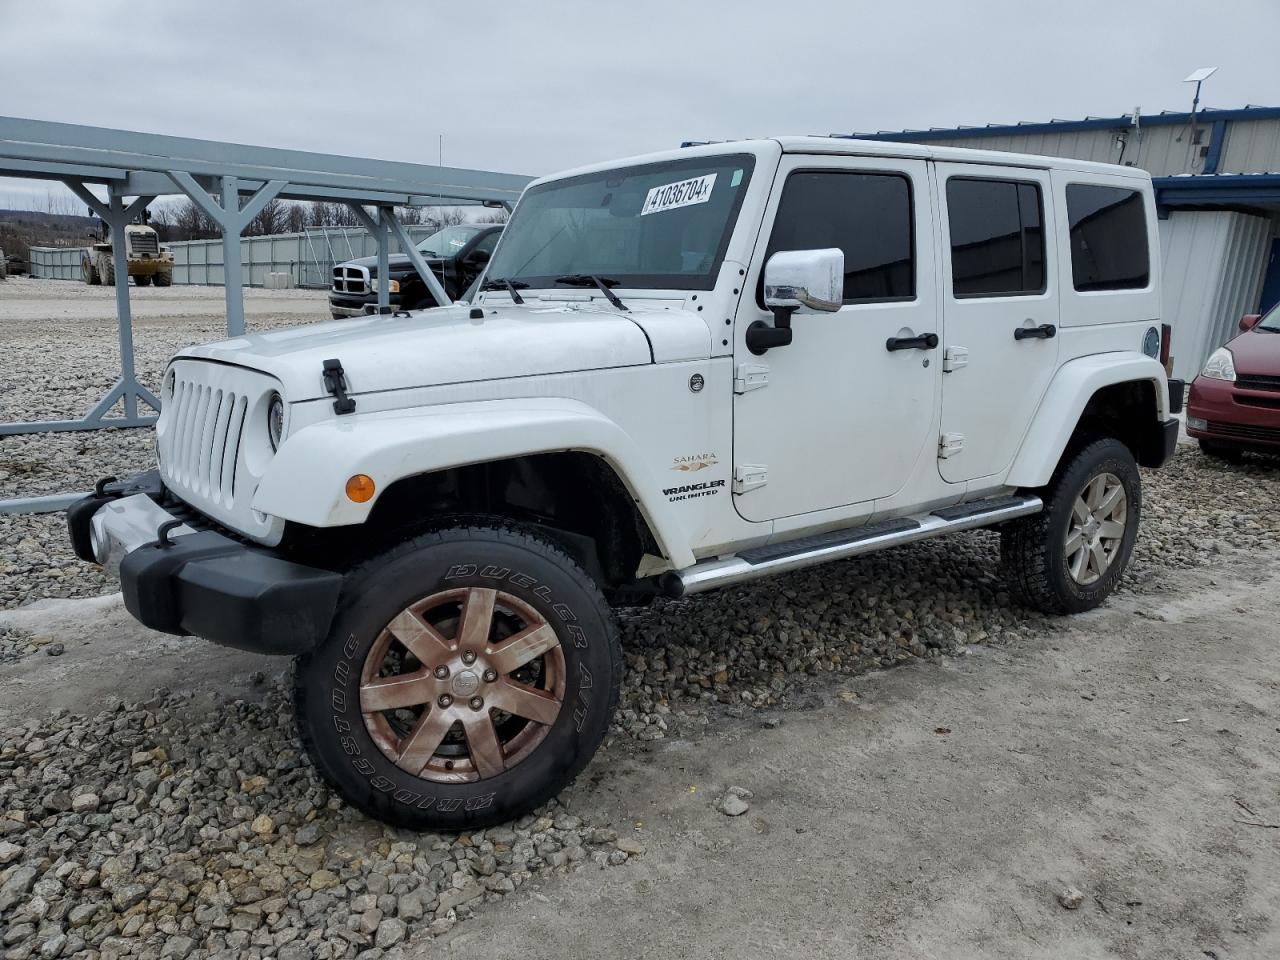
xmin=2 ymin=544 xmax=1276 ymax=959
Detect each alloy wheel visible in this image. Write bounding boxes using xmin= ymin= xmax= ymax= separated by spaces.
xmin=1064 ymin=472 xmax=1127 ymax=586
xmin=359 ymin=587 xmax=565 ymax=783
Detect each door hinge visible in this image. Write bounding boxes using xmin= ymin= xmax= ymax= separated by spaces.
xmin=938 ymin=433 xmax=964 ymax=458
xmin=733 ymin=362 xmax=769 ymax=394
xmin=733 ymin=464 xmax=768 ymax=494
xmin=942 ymin=345 xmax=969 ymax=373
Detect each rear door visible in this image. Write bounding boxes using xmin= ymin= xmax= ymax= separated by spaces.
xmin=935 ymin=164 xmax=1060 ymax=484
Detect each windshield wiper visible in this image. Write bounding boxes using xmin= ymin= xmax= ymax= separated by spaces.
xmin=481 ymin=277 xmax=528 ymax=304
xmin=554 ymin=274 xmax=628 ymax=312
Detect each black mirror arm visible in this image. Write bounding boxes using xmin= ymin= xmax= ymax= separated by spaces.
xmin=745 ymin=305 xmax=797 ymax=355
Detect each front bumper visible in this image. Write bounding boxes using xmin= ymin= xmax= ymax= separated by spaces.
xmin=67 ymin=472 xmax=343 ymax=655
xmin=328 ymin=292 xmax=402 ymax=318
xmin=1186 ymin=375 xmax=1280 ymax=448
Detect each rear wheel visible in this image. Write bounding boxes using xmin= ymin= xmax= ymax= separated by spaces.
xmin=1002 ymin=438 xmax=1141 ymax=614
xmin=153 ymin=271 xmax=172 ymax=287
xmin=294 ymin=520 xmax=621 ymax=830
xmin=1198 ymin=438 xmax=1245 ymax=464
xmin=103 ymin=259 xmax=116 ymax=286
xmin=82 ymin=258 xmax=99 ymax=285
xmin=134 ymin=274 xmax=151 ymax=287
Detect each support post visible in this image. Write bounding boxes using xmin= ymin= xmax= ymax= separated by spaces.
xmin=375 ymin=207 xmax=390 ymax=314
xmin=167 ymin=171 xmax=288 ymax=338
xmin=221 ymin=176 xmax=245 ymax=335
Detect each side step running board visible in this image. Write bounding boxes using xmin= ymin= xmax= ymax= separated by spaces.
xmin=663 ymin=494 xmax=1042 ymax=598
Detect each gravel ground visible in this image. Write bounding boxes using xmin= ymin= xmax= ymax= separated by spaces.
xmin=2 ymin=284 xmax=1278 ymax=957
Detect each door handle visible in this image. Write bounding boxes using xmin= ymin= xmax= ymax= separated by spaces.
xmin=1014 ymin=323 xmax=1056 ymax=341
xmin=885 ymin=332 xmax=938 ymax=352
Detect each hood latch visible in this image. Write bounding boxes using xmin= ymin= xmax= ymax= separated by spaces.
xmin=322 ymin=358 xmax=356 ymax=415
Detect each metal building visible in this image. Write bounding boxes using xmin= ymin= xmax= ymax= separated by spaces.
xmin=848 ymin=106 xmax=1280 ymax=381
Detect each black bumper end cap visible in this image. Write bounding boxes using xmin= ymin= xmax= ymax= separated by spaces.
xmin=1167 ymin=379 xmax=1186 ymax=415
xmin=121 ymin=530 xmax=343 ymax=656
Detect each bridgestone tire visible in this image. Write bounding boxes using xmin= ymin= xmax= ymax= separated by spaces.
xmin=1198 ymin=438 xmax=1245 ymax=463
xmin=154 ymin=272 xmax=172 ymax=287
xmin=1001 ymin=438 xmax=1141 ymax=615
xmin=103 ymin=260 xmax=115 ymax=286
xmin=294 ymin=520 xmax=621 ymax=830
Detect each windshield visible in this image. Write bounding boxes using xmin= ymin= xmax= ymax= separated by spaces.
xmin=416 ymin=224 xmax=484 ymax=257
xmin=485 ymin=154 xmax=755 ymax=291
xmin=1258 ymin=300 xmax=1280 ymax=332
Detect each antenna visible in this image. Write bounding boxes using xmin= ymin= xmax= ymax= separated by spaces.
xmin=1183 ymin=67 xmax=1218 ymax=173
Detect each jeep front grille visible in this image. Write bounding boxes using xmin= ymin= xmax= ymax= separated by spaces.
xmin=156 ymin=359 xmax=282 ymax=544
xmin=332 ymin=265 xmax=369 ymax=294
xmin=161 ymin=379 xmax=248 ymax=505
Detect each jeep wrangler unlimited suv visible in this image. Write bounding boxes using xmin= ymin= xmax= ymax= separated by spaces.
xmin=69 ymin=138 xmax=1182 ymax=830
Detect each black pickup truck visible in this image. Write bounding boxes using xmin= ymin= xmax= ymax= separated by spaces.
xmin=328 ymin=223 xmax=502 ymax=318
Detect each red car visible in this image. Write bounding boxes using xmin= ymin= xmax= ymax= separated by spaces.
xmin=1187 ymin=307 xmax=1280 ymax=460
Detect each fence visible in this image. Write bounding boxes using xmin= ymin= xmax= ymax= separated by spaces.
xmin=28 ymin=224 xmax=441 ymax=288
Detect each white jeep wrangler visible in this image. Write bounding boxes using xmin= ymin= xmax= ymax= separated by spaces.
xmin=69 ymin=138 xmax=1183 ymax=830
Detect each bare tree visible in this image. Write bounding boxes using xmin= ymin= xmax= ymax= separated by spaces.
xmin=477 ymin=208 xmax=510 ymax=224
xmin=284 ymin=202 xmax=307 ymax=234
xmin=245 ymin=197 xmax=287 ymax=237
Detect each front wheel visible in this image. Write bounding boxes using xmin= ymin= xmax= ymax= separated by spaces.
xmin=1002 ymin=438 xmax=1141 ymax=614
xmin=294 ymin=520 xmax=621 ymax=830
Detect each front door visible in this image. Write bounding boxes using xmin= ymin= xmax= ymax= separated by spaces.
xmin=934 ymin=164 xmax=1060 ymax=484
xmin=732 ymin=156 xmax=939 ymax=523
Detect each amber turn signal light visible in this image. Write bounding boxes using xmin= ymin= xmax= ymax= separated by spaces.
xmin=345 ymin=474 xmax=376 ymax=503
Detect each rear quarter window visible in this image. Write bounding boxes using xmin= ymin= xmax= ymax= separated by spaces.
xmin=1065 ymin=184 xmax=1150 ymax=291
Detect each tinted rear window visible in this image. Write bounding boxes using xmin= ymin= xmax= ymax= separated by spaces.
xmin=1065 ymin=184 xmax=1150 ymax=291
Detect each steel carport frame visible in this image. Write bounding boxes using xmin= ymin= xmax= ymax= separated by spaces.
xmin=0 ymin=116 xmax=529 ymax=513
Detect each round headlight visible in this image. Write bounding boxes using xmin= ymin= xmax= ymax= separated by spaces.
xmin=267 ymin=393 xmax=285 ymax=450
xmin=1142 ymin=326 xmax=1160 ymax=359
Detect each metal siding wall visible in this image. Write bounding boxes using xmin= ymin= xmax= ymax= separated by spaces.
xmin=1219 ymin=118 xmax=1280 ymax=175
xmin=904 ymin=118 xmax=1280 ymax=177
xmin=1159 ymin=211 xmax=1272 ymax=380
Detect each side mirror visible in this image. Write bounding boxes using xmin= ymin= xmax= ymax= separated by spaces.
xmin=763 ymin=248 xmax=844 ymax=313
xmin=747 ymin=248 xmax=844 ymax=355
xmin=1240 ymin=313 xmax=1263 ymax=332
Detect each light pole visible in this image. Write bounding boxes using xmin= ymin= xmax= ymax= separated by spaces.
xmin=1183 ymin=67 xmax=1218 ymax=173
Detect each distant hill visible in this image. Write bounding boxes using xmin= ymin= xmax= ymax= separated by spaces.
xmin=0 ymin=208 xmax=98 ymax=258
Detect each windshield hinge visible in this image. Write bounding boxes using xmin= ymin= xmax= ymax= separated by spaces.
xmin=733 ymin=362 xmax=769 ymax=394
xmin=322 ymin=358 xmax=356 ymax=415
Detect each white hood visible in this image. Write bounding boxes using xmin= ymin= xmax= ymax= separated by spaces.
xmin=177 ymin=299 xmax=710 ymax=401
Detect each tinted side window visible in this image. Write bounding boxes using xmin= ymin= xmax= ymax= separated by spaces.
xmin=947 ymin=178 xmax=1045 ymax=297
xmin=765 ymin=171 xmax=914 ymax=304
xmin=1066 ymin=184 xmax=1149 ymax=291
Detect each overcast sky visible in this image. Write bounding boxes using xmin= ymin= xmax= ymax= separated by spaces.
xmin=2 ymin=0 xmax=1277 ymax=208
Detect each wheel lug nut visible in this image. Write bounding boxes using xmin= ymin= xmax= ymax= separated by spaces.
xmin=482 ymin=669 xmax=497 ymax=683
xmin=461 ymin=651 xmax=477 ymax=665
xmin=437 ymin=694 xmax=453 ymax=708
xmin=469 ymin=697 xmax=484 ymax=710
xmin=433 ymin=665 xmax=449 ymax=679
